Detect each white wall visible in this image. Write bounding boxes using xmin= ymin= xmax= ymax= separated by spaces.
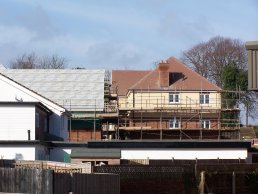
xmin=0 ymin=75 xmax=68 ymax=140
xmin=0 ymin=105 xmax=35 ymax=140
xmin=0 ymin=75 xmax=65 ymax=115
xmin=0 ymin=146 xmax=35 ymax=160
xmin=0 ymin=77 xmax=37 ymax=102
xmin=121 ymin=148 xmax=247 ymax=160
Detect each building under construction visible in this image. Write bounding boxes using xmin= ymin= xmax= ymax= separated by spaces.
xmin=111 ymin=57 xmax=241 ymax=140
xmin=0 ymin=57 xmax=242 ymax=141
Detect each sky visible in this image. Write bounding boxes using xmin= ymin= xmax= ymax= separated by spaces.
xmin=0 ymin=0 xmax=258 ymax=70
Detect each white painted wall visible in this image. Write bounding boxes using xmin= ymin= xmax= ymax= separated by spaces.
xmin=121 ymin=148 xmax=247 ymax=160
xmin=0 ymin=74 xmax=68 ymax=140
xmin=0 ymin=105 xmax=35 ymax=140
xmin=0 ymin=75 xmax=66 ymax=115
xmin=0 ymin=77 xmax=37 ymax=102
xmin=0 ymin=146 xmax=35 ymax=160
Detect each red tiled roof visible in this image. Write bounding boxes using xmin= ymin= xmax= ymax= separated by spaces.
xmin=112 ymin=70 xmax=150 ymax=96
xmin=112 ymin=57 xmax=221 ymax=96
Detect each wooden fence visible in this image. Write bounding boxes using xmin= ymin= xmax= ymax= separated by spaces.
xmin=94 ymin=164 xmax=258 ymax=194
xmin=195 ymin=164 xmax=258 ymax=194
xmin=54 ymin=173 xmax=120 ymax=194
xmin=0 ymin=167 xmax=120 ymax=194
xmin=14 ymin=160 xmax=92 ymax=173
xmin=0 ymin=167 xmax=53 ymax=194
xmin=94 ymin=165 xmax=195 ymax=194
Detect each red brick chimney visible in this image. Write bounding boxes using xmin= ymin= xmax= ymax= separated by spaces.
xmin=158 ymin=60 xmax=169 ymax=87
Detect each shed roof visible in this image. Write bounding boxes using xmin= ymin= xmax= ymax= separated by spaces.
xmin=71 ymin=148 xmax=121 ymax=158
xmin=0 ymin=69 xmax=107 ymax=111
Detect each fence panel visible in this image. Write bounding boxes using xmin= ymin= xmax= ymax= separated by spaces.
xmin=0 ymin=167 xmax=53 ymax=194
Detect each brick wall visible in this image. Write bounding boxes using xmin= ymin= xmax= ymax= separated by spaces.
xmin=131 ymin=119 xmax=220 ymax=129
xmin=123 ymin=130 xmax=221 ymax=140
xmin=69 ymin=129 xmax=102 ymax=141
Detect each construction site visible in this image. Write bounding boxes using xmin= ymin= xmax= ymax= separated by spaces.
xmin=100 ymin=57 xmax=247 ymax=141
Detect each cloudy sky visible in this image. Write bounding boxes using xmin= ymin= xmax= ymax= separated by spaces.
xmin=0 ymin=0 xmax=257 ymax=69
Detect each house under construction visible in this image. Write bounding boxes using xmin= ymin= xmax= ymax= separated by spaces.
xmin=0 ymin=57 xmax=242 ymax=141
xmin=111 ymin=57 xmax=241 ymax=140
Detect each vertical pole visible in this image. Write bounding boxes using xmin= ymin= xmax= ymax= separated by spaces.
xmin=94 ymin=99 xmax=96 ymax=140
xmin=232 ymin=171 xmax=235 ymax=194
xmin=69 ymin=99 xmax=72 ymax=141
xmin=141 ymin=109 xmax=143 ymax=140
xmin=141 ymin=88 xmax=143 ymax=140
xmin=199 ymin=171 xmax=205 ymax=194
xmin=160 ymin=111 xmax=163 ymax=140
xmin=180 ymin=117 xmax=182 ymax=140
xmin=117 ymin=110 xmax=120 ymax=140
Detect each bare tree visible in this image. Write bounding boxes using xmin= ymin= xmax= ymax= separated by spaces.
xmin=181 ymin=36 xmax=247 ymax=87
xmin=39 ymin=54 xmax=66 ymax=69
xmin=10 ymin=53 xmax=38 ymax=69
xmin=10 ymin=53 xmax=67 ymax=69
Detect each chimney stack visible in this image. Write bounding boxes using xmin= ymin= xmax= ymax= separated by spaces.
xmin=158 ymin=60 xmax=169 ymax=87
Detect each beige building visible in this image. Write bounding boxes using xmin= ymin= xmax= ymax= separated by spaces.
xmin=112 ymin=57 xmax=239 ymax=140
xmin=245 ymin=41 xmax=258 ymax=90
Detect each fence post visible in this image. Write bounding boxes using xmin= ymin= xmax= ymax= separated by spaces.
xmin=232 ymin=171 xmax=235 ymax=194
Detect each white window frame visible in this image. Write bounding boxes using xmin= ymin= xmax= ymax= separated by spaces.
xmin=169 ymin=93 xmax=180 ymax=103
xmin=201 ymin=120 xmax=210 ymax=129
xmin=169 ymin=117 xmax=180 ymax=129
xmin=200 ymin=93 xmax=209 ymax=104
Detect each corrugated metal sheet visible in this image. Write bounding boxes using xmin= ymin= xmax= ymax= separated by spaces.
xmin=0 ymin=69 xmax=107 ymax=111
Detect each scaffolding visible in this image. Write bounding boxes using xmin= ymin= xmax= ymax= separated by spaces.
xmin=108 ymin=89 xmax=242 ymax=140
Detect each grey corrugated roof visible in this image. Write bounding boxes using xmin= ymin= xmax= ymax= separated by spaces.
xmin=0 ymin=69 xmax=107 ymax=111
xmin=71 ymin=148 xmax=121 ymax=158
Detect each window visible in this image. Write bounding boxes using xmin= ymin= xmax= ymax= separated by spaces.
xmin=169 ymin=117 xmax=180 ymax=129
xmin=201 ymin=120 xmax=210 ymax=129
xmin=169 ymin=93 xmax=179 ymax=103
xmin=200 ymin=93 xmax=209 ymax=104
